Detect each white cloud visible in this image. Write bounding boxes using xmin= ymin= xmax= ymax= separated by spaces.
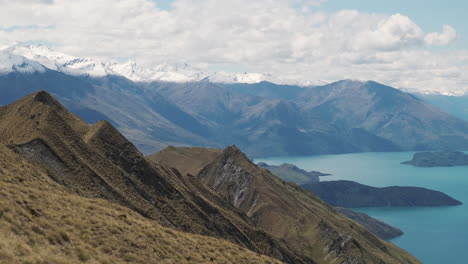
xmin=424 ymin=25 xmax=457 ymax=46
xmin=0 ymin=0 xmax=466 ymax=94
xmin=353 ymin=14 xmax=424 ymax=51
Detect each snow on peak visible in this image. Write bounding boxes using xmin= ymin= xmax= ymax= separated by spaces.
xmin=6 ymin=44 xmax=118 ymax=77
xmin=0 ymin=48 xmax=47 ymax=74
xmin=206 ymin=71 xmax=272 ymax=84
xmin=0 ymin=44 xmax=274 ymax=84
xmin=107 ymin=61 xmax=200 ymax=82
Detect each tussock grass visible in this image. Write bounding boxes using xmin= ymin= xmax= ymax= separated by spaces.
xmin=0 ymin=144 xmax=282 ymax=264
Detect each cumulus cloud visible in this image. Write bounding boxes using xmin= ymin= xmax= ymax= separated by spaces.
xmin=353 ymin=14 xmax=424 ymax=51
xmin=424 ymin=25 xmax=457 ymax=46
xmin=0 ymin=0 xmax=465 ymax=93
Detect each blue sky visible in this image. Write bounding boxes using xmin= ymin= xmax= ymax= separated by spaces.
xmin=321 ymin=0 xmax=467 ymax=49
xmin=153 ymin=0 xmax=174 ymax=10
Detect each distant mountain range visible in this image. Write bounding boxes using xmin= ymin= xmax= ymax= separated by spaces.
xmin=2 ymin=45 xmax=468 ymax=157
xmin=416 ymin=93 xmax=468 ymax=121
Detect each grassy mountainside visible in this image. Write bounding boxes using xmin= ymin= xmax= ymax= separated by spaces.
xmin=337 ymin=208 xmax=403 ymax=240
xmin=0 ymin=91 xmax=311 ymax=263
xmin=0 ymin=144 xmax=282 ymax=264
xmin=148 ymin=146 xmax=222 ymax=176
xmin=149 ymin=146 xmax=421 ymax=263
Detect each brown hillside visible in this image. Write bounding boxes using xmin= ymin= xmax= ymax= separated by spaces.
xmin=0 ymin=144 xmax=282 ymax=264
xmin=195 ymin=146 xmax=421 ymax=264
xmin=147 ymin=146 xmax=222 ymax=176
xmin=0 ymin=91 xmax=309 ymax=263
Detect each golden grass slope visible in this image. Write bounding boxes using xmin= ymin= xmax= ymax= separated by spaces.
xmin=0 ymin=144 xmax=282 ymax=264
xmin=147 ymin=146 xmax=222 ymax=176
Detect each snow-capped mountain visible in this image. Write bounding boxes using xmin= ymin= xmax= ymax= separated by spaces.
xmin=4 ymin=45 xmax=123 ymax=77
xmin=0 ymin=49 xmax=47 ymax=74
xmin=0 ymin=44 xmax=273 ymax=84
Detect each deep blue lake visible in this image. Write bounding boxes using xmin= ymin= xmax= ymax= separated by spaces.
xmin=256 ymin=152 xmax=468 ymax=264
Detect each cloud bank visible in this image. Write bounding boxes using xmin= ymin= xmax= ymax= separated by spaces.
xmin=0 ymin=0 xmax=466 ymax=94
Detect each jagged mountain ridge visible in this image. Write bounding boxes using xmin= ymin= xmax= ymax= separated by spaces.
xmin=150 ymin=145 xmax=420 ymax=263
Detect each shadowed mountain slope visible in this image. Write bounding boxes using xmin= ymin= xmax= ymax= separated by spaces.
xmin=0 ymin=91 xmax=314 ymax=264
xmin=298 ymin=80 xmax=468 ymax=151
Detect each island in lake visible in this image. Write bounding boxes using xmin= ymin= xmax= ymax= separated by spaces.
xmin=301 ymin=180 xmax=463 ymax=208
xmin=256 ymin=161 xmax=463 ymax=240
xmin=402 ymin=151 xmax=468 ymax=167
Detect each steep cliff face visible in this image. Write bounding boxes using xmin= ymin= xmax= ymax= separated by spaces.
xmin=0 ymin=91 xmax=310 ymax=264
xmin=198 ymin=146 xmax=421 ymax=264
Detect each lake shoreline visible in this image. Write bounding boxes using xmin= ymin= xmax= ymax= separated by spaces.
xmin=256 ymin=151 xmax=468 ymax=264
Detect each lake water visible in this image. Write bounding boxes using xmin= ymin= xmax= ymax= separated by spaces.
xmin=256 ymin=152 xmax=468 ymax=264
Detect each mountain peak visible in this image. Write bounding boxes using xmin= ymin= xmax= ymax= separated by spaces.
xmin=221 ymin=145 xmax=254 ymax=165
xmin=223 ymin=145 xmax=241 ymax=154
xmin=31 ymin=90 xmax=59 ymax=106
